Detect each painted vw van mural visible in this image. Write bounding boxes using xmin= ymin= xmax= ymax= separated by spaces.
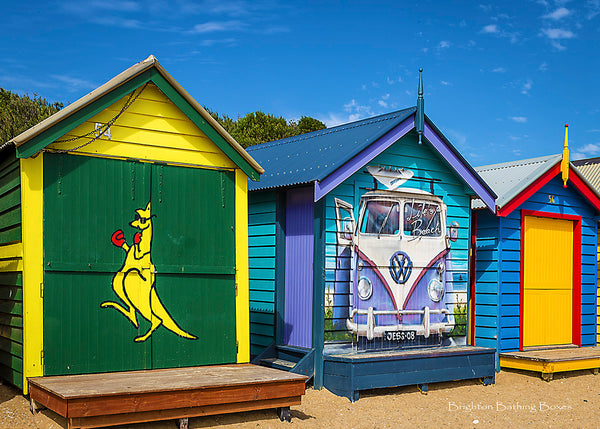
xmin=334 ymin=167 xmax=458 ymax=348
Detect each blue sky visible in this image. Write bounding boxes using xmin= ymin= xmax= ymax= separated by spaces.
xmin=2 ymin=0 xmax=599 ymax=166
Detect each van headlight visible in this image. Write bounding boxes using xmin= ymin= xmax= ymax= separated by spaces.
xmin=428 ymin=278 xmax=444 ymax=302
xmin=357 ymin=277 xmax=373 ymax=300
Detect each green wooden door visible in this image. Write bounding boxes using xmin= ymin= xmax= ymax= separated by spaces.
xmin=149 ymin=164 xmax=236 ymax=368
xmin=43 ymin=154 xmax=236 ymax=375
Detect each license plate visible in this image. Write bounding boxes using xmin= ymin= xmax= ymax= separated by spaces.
xmin=384 ymin=330 xmax=416 ymax=342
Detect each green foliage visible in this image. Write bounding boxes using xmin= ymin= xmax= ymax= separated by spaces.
xmin=324 ymin=305 xmax=353 ymax=342
xmin=449 ymin=301 xmax=467 ymax=337
xmin=0 ymin=88 xmax=63 ymax=144
xmin=205 ymin=107 xmax=326 ymax=148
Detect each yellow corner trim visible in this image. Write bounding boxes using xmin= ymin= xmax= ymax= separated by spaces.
xmin=235 ymin=169 xmax=250 ymax=363
xmin=20 ymin=155 xmax=44 ymax=394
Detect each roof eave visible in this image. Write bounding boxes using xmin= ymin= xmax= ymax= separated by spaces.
xmin=8 ymin=55 xmax=264 ymax=177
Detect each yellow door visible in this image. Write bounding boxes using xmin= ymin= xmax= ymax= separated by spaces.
xmin=523 ymin=216 xmax=573 ymax=347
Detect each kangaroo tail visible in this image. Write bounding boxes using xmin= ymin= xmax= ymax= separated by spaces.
xmin=150 ymin=288 xmax=198 ymax=340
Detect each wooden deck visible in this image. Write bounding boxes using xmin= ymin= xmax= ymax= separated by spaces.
xmin=28 ymin=364 xmax=308 ymax=429
xmin=323 ymin=345 xmax=496 ymax=402
xmin=500 ymin=347 xmax=600 ymax=381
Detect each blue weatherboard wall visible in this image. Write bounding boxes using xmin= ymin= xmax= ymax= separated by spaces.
xmin=248 ymin=190 xmax=278 ymax=357
xmin=324 ymin=131 xmax=474 ymax=342
xmin=474 ymin=175 xmax=598 ymax=364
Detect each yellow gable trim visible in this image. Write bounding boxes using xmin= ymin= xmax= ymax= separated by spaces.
xmin=46 ymin=83 xmax=236 ymax=169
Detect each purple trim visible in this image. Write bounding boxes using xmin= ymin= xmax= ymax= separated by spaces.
xmin=284 ymin=187 xmax=314 ymax=348
xmin=423 ymin=123 xmax=496 ymax=212
xmin=313 ymin=116 xmax=415 ymax=202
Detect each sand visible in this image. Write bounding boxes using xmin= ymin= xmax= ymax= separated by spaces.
xmin=2 ymin=369 xmax=599 ymax=428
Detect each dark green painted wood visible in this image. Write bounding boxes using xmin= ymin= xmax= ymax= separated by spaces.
xmin=43 ymin=154 xmax=237 ymax=374
xmin=0 ymin=207 xmax=22 ymax=230
xmin=0 ymin=336 xmax=22 ymax=357
xmin=150 ymin=74 xmax=261 ymax=181
xmin=0 ymin=227 xmax=21 ymax=245
xmin=149 ymin=163 xmax=236 ymax=367
xmin=0 ymin=326 xmax=22 ymax=343
xmin=16 ymin=70 xmax=157 ymax=159
xmin=0 ymin=151 xmax=18 ymax=175
xmin=0 ymin=301 xmax=22 ymax=316
xmin=275 ymin=190 xmax=286 ymax=345
xmin=0 ymin=285 xmax=22 ymax=301
xmin=312 ymin=197 xmax=325 ymax=389
xmin=0 ymin=188 xmax=20 ymax=214
xmin=0 ymin=363 xmax=22 ymax=388
xmin=0 ymin=314 xmax=23 ymax=328
xmin=0 ymin=273 xmax=22 ymax=287
xmin=0 ymin=166 xmax=20 ymax=197
xmin=43 ymin=154 xmax=152 ymax=375
xmin=0 ymin=350 xmax=23 ymax=372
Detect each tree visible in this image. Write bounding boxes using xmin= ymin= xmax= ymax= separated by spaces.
xmin=0 ymin=88 xmax=63 ymax=144
xmin=296 ymin=116 xmax=326 ymax=135
xmin=204 ymin=107 xmax=326 ymax=148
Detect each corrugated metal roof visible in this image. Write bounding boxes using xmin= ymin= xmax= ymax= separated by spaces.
xmin=573 ymin=157 xmax=600 ymax=191
xmin=5 ymin=55 xmax=263 ymax=175
xmin=246 ymin=107 xmax=416 ymax=191
xmin=472 ymin=154 xmax=562 ymax=209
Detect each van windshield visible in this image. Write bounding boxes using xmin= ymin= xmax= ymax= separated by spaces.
xmin=404 ymin=200 xmax=442 ymax=237
xmin=359 ymin=200 xmax=399 ymax=235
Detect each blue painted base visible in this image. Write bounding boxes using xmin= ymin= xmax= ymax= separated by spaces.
xmin=323 ymin=346 xmax=496 ymax=402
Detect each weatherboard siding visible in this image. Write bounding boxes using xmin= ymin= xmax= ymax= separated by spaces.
xmin=48 ymin=83 xmax=236 ymax=170
xmin=248 ymin=191 xmax=277 ymax=356
xmin=0 ymin=148 xmax=23 ymax=388
xmin=476 ymin=175 xmax=598 ymax=355
xmin=473 ymin=209 xmax=500 ymax=354
xmin=324 ymin=132 xmax=474 ymax=342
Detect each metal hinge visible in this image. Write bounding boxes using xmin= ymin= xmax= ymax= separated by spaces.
xmin=40 ymin=283 xmax=44 ymax=298
xmin=236 ymin=341 xmax=239 ymax=353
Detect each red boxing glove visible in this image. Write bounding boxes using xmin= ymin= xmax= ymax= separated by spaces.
xmin=134 ymin=232 xmax=142 ymax=244
xmin=111 ymin=230 xmax=125 ymax=247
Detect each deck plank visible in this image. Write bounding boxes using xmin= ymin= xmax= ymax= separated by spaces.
xmin=500 ymin=346 xmax=600 ymax=362
xmin=28 ymin=364 xmax=304 ymax=398
xmin=28 ymin=364 xmax=307 ymax=426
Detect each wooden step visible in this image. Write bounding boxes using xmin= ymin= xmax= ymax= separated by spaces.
xmin=260 ymin=358 xmax=296 ymax=371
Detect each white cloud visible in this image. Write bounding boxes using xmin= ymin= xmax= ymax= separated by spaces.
xmin=510 ymin=116 xmax=528 ymax=123
xmin=191 ymin=20 xmax=245 ymax=33
xmin=441 ymin=80 xmax=451 ymax=86
xmin=382 ymin=93 xmax=390 ymax=100
xmin=439 ymin=40 xmax=451 ymax=48
xmin=481 ymin=23 xmax=519 ymax=43
xmin=541 ymin=28 xmax=575 ymax=39
xmin=482 ymin=24 xmax=499 ymax=33
xmin=543 ymin=7 xmax=571 ymax=20
xmin=492 ymin=67 xmax=506 ymax=73
xmin=576 ymin=143 xmax=600 ymax=157
xmin=586 ymin=0 xmax=600 ymax=19
xmin=521 ymin=80 xmax=533 ymax=94
xmin=50 ymin=75 xmax=97 ymax=92
xmin=539 ymin=62 xmax=549 ymax=71
xmin=378 ymin=100 xmax=388 ymax=108
xmin=343 ymin=99 xmax=373 ymax=119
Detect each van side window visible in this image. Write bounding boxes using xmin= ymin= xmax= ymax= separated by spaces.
xmin=360 ymin=200 xmax=399 ymax=235
xmin=404 ymin=201 xmax=442 ymax=237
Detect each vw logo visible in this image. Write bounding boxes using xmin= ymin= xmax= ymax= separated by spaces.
xmin=389 ymin=251 xmax=412 ymax=284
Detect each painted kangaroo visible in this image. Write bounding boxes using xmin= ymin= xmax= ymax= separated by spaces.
xmin=101 ymin=201 xmax=197 ymax=342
